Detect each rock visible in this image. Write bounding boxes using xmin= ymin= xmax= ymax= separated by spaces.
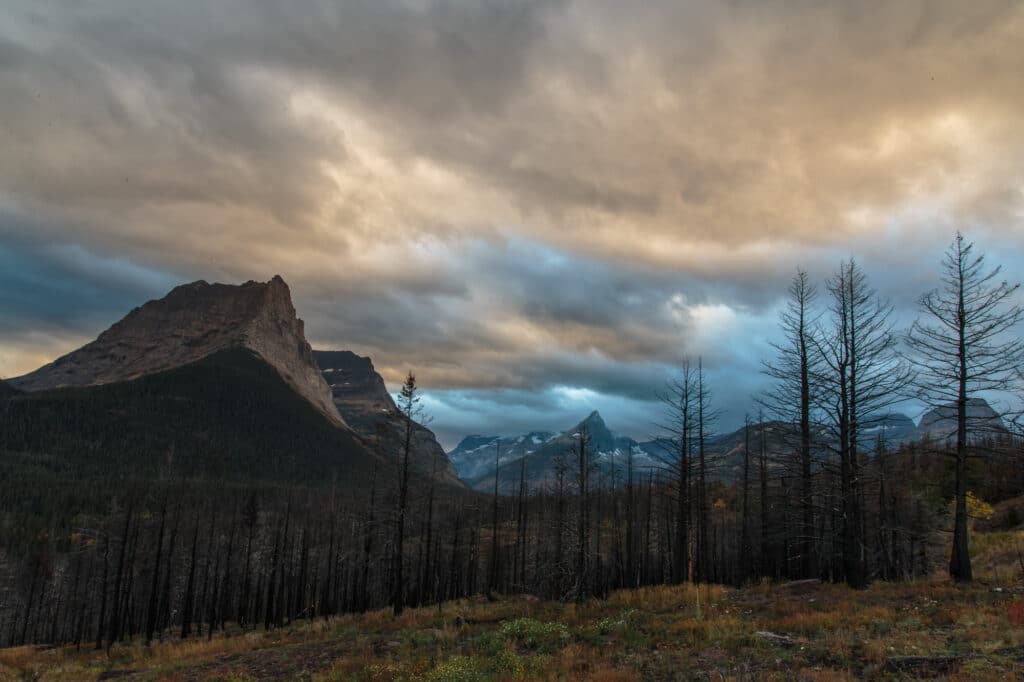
xmin=775 ymin=579 xmax=822 ymax=595
xmin=10 ymin=276 xmax=346 ymax=427
xmin=754 ymin=631 xmax=808 ymax=647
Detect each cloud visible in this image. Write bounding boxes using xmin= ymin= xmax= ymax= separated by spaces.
xmin=2 ymin=0 xmax=1024 ymax=436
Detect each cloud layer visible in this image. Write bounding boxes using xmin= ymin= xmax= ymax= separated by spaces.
xmin=2 ymin=1 xmax=1024 ymax=446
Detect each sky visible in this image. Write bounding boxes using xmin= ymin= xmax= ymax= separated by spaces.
xmin=2 ymin=1 xmax=1024 ymax=448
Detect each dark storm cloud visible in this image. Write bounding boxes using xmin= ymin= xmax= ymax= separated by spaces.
xmin=0 ymin=211 xmax=181 ymax=335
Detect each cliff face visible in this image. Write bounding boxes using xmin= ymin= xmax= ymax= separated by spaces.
xmin=314 ymin=350 xmax=460 ymax=484
xmin=11 ymin=276 xmax=345 ymax=427
xmin=918 ymin=398 xmax=1006 ymax=442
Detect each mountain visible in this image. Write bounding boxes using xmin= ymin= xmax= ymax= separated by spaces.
xmin=0 ymin=276 xmax=432 ymax=489
xmin=447 ymin=431 xmax=556 ymax=482
xmin=861 ymin=413 xmax=919 ymax=445
xmin=9 ymin=276 xmax=343 ymax=427
xmin=918 ymin=398 xmax=1007 ymax=442
xmin=452 ymin=402 xmax=998 ymax=491
xmin=314 ymin=350 xmax=459 ymax=484
xmin=0 ymin=347 xmax=383 ymax=485
xmin=453 ymin=411 xmax=791 ymax=492
xmin=462 ymin=411 xmax=644 ymax=492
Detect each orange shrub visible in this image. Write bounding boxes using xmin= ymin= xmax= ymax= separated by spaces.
xmin=1008 ymin=600 xmax=1024 ymax=625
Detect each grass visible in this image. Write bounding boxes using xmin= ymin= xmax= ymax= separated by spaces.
xmin=2 ymin=581 xmax=1022 ymax=681
xmin=2 ymin=535 xmax=1024 ymax=680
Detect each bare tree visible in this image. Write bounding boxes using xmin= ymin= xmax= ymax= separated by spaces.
xmin=392 ymin=372 xmax=419 ymax=616
xmin=487 ymin=440 xmax=501 ymax=598
xmin=762 ymin=269 xmax=820 ymax=578
xmin=654 ymin=362 xmax=697 ymax=585
xmin=906 ymin=233 xmax=1024 ymax=582
xmin=572 ymin=426 xmax=594 ymax=603
xmin=815 ymin=259 xmax=911 ymax=588
xmin=739 ymin=414 xmax=753 ymax=582
xmin=694 ymin=358 xmax=714 ymax=584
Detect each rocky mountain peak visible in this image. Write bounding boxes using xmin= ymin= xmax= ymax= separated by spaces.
xmin=918 ymin=397 xmax=1006 ymax=441
xmin=314 ymin=350 xmax=391 ymax=406
xmin=11 ymin=276 xmax=345 ymax=427
xmin=313 ymin=350 xmax=461 ymax=484
xmin=574 ymin=410 xmax=612 ymax=441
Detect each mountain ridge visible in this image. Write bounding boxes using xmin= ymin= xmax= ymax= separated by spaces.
xmin=314 ymin=350 xmax=460 ymax=484
xmin=9 ymin=275 xmax=344 ymax=427
xmin=451 ymin=400 xmax=1009 ymax=491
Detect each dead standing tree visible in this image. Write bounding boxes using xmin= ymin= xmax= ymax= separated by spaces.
xmin=761 ymin=269 xmax=821 ymax=579
xmin=906 ymin=233 xmax=1024 ymax=583
xmin=572 ymin=426 xmax=594 ymax=603
xmin=654 ymin=361 xmax=697 ymax=585
xmin=814 ymin=259 xmax=911 ymax=589
xmin=392 ymin=372 xmax=420 ymax=616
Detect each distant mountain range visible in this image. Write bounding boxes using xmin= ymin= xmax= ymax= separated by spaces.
xmin=449 ymin=411 xmax=664 ymax=492
xmin=449 ymin=402 xmax=1009 ymax=492
xmin=2 ymin=276 xmax=459 ymax=489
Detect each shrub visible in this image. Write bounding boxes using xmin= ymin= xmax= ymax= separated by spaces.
xmin=423 ymin=656 xmax=486 ymax=682
xmin=499 ymin=618 xmax=570 ymax=653
xmin=966 ymin=491 xmax=994 ymax=520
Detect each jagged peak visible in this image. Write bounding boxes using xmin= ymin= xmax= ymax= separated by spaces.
xmin=155 ymin=276 xmax=290 ymax=311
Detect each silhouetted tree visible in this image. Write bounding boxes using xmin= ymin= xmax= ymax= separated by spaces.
xmin=907 ymin=233 xmax=1024 ymax=582
xmin=762 ymin=269 xmax=820 ymax=578
xmin=815 ymin=259 xmax=911 ymax=588
xmin=393 ymin=372 xmax=419 ymax=616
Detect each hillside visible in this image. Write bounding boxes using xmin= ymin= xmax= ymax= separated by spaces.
xmin=4 ymin=566 xmax=1023 ymax=680
xmin=0 ymin=379 xmax=17 ymax=396
xmin=0 ymin=348 xmax=384 ymax=486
